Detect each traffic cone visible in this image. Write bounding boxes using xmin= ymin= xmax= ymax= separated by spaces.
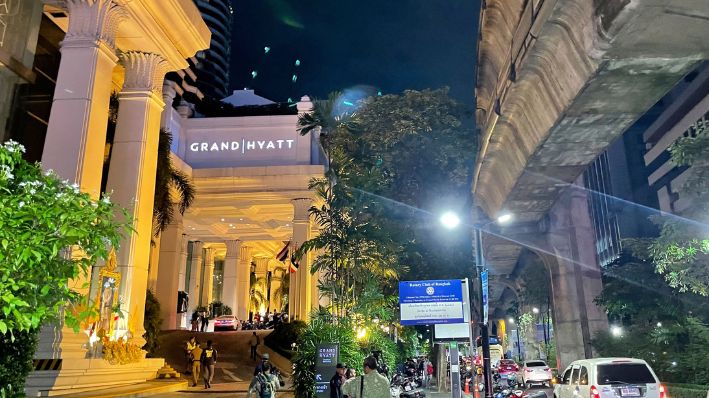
xmin=465 ymin=379 xmax=470 ymax=394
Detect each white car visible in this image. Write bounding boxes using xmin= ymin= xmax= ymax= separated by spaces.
xmin=213 ymin=315 xmax=239 ymax=331
xmin=553 ymin=358 xmax=664 ymax=398
xmin=522 ymin=360 xmax=553 ymax=388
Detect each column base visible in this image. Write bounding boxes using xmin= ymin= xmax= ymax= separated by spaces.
xmin=25 ymin=357 xmax=165 ymax=397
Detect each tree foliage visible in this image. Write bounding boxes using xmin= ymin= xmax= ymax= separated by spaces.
xmin=153 ymin=129 xmax=195 ymax=235
xmin=0 ymin=140 xmax=128 ymax=335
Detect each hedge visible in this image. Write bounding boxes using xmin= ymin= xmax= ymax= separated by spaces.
xmin=666 ymin=383 xmax=709 ymax=398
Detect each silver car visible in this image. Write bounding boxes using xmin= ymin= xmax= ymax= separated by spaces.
xmin=522 ymin=360 xmax=553 ymax=388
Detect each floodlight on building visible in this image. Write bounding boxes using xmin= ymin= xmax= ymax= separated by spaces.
xmin=497 ymin=212 xmax=513 ymax=224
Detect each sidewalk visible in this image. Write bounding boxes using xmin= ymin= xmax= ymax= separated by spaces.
xmin=426 ymin=387 xmax=476 ymax=398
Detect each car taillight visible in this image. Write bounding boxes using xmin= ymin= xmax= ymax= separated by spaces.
xmin=659 ymin=385 xmax=666 ymax=398
xmin=591 ymin=386 xmax=600 ymax=398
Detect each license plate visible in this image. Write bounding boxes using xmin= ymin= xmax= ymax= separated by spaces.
xmin=500 ymin=374 xmax=508 ymax=379
xmin=620 ymin=387 xmax=640 ymax=396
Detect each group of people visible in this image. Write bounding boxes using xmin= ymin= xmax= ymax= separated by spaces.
xmin=329 ymin=356 xmax=391 ymax=398
xmin=185 ymin=336 xmax=218 ymax=388
xmin=402 ymin=356 xmax=434 ymax=386
xmin=190 ymin=311 xmax=211 ymax=332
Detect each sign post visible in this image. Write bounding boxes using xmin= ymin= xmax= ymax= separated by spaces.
xmin=399 ymin=280 xmax=464 ymax=326
xmin=450 ymin=341 xmax=462 ymax=398
xmin=315 ymin=344 xmax=339 ymax=398
xmin=481 ymin=270 xmax=489 ymax=325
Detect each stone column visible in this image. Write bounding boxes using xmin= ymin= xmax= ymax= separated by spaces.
xmin=236 ymin=245 xmax=253 ymax=320
xmin=222 ymin=240 xmax=240 ymax=317
xmin=201 ymin=247 xmax=216 ymax=308
xmin=176 ymin=235 xmax=189 ymax=328
xmin=105 ymin=51 xmax=168 ymax=346
xmin=42 ymin=0 xmax=126 ymax=199
xmin=161 ymin=80 xmax=177 ymax=129
xmin=155 ymin=208 xmax=184 ymax=330
xmin=187 ymin=241 xmax=204 ymax=316
xmin=287 ymin=256 xmax=297 ymax=319
xmin=35 ymin=0 xmax=126 ymax=362
xmin=292 ymin=198 xmax=312 ymax=321
xmin=147 ymin=235 xmax=161 ymax=292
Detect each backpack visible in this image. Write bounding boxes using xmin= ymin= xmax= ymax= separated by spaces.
xmin=256 ymin=373 xmax=273 ymax=398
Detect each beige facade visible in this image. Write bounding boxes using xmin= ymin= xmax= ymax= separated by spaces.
xmin=153 ymin=97 xmax=324 ymax=329
xmin=23 ymin=0 xmax=213 ymax=395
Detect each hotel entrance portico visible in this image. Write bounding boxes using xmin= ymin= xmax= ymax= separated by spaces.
xmin=153 ymin=96 xmax=325 ymax=330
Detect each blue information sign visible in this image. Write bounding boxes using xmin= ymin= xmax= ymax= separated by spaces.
xmin=399 ymin=280 xmax=464 ymax=325
xmin=481 ymin=270 xmax=489 ymax=325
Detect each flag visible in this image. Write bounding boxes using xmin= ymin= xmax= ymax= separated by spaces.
xmin=289 ymin=242 xmax=300 ymax=273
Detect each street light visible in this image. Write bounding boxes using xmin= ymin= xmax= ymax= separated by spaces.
xmin=532 ymin=307 xmax=539 ymax=314
xmin=610 ymin=325 xmax=623 ymax=337
xmin=440 ymin=209 xmax=513 ymax=398
xmin=508 ymin=317 xmax=515 ymax=324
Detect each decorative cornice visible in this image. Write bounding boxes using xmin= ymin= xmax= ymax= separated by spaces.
xmin=63 ymin=0 xmax=128 ymax=48
xmin=119 ymin=51 xmax=168 ymax=95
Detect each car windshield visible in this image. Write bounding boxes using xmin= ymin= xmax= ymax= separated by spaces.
xmin=526 ymin=361 xmax=547 ymax=367
xmin=597 ymin=364 xmax=655 ymax=385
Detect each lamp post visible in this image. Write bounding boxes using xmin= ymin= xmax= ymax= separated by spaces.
xmin=440 ymin=210 xmax=512 ymax=398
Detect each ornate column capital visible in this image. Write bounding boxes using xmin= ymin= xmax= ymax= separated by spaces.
xmin=192 ymin=241 xmax=204 ymax=254
xmin=225 ymin=240 xmax=241 ymax=259
xmin=204 ymin=247 xmax=215 ymax=267
xmin=238 ymin=245 xmax=252 ymax=262
xmin=64 ymin=0 xmax=128 ymax=49
xmin=119 ymin=51 xmax=169 ymax=96
xmin=254 ymin=257 xmax=270 ymax=274
xmin=292 ymin=198 xmax=312 ymax=222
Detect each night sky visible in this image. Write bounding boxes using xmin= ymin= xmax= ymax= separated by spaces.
xmin=229 ymin=0 xmax=480 ymax=105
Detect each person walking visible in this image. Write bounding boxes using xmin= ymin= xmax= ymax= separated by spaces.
xmin=190 ymin=340 xmax=203 ymax=387
xmin=249 ymin=331 xmax=260 ymax=360
xmin=342 ymin=356 xmax=390 ymax=398
xmin=200 ymin=340 xmax=218 ymax=389
xmin=330 ymin=363 xmax=346 ymax=398
xmin=248 ymin=363 xmax=280 ymax=398
xmin=254 ymin=352 xmax=271 ymax=376
xmin=185 ymin=336 xmax=197 ymax=375
xmin=200 ymin=311 xmax=209 ymax=332
xmin=191 ymin=312 xmax=199 ymax=332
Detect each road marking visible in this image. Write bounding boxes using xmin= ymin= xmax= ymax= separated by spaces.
xmin=222 ymin=368 xmax=243 ymax=382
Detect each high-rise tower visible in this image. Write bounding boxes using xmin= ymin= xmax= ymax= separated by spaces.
xmin=194 ymin=0 xmax=233 ymax=100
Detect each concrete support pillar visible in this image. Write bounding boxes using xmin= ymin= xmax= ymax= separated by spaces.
xmin=543 ymin=183 xmax=608 ymax=369
xmin=155 ymin=208 xmax=184 ymax=330
xmin=187 ymin=241 xmax=204 ymax=316
xmin=222 ymin=240 xmax=240 ymax=317
xmin=236 ymin=244 xmax=253 ymax=320
xmin=177 ymin=236 xmax=189 ymax=293
xmin=292 ymin=198 xmax=313 ymax=321
xmin=201 ymin=247 xmax=216 ymax=308
xmin=35 ymin=0 xmax=126 ymax=361
xmin=105 ymin=51 xmax=167 ymax=346
xmin=287 ymin=257 xmax=296 ymax=318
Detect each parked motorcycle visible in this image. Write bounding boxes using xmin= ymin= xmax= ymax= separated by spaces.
xmin=391 ymin=373 xmax=426 ymax=398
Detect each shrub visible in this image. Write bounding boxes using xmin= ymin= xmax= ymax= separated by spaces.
xmin=209 ymin=301 xmax=232 ymax=317
xmin=293 ymin=315 xmax=365 ymax=398
xmin=665 ymin=384 xmax=708 ymax=398
xmin=265 ymin=320 xmax=307 ymax=359
xmin=0 ymin=329 xmax=38 ymax=397
xmin=143 ymin=290 xmax=162 ymax=357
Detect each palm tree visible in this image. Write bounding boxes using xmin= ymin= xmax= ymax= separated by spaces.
xmin=249 ymin=274 xmax=268 ymax=315
xmin=153 ymin=129 xmax=195 ymax=234
xmin=270 ymin=268 xmax=290 ymax=312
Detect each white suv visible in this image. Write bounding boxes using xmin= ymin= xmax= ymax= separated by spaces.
xmin=553 ymin=358 xmax=664 ymax=398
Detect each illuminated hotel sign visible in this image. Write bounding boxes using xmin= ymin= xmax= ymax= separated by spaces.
xmin=189 ymin=139 xmax=296 ymax=153
xmin=179 ymin=115 xmax=317 ymax=169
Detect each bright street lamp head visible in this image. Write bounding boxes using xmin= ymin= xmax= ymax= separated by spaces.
xmin=532 ymin=307 xmax=540 ymax=314
xmin=508 ymin=318 xmax=515 ymax=324
xmin=440 ymin=211 xmax=461 ymax=229
xmin=610 ymin=325 xmax=623 ymax=337
xmin=497 ymin=212 xmax=513 ymax=224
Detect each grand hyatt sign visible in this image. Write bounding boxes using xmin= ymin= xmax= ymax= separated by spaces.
xmin=189 ymin=139 xmax=296 ymax=153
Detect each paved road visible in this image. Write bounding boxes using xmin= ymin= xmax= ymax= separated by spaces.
xmin=156 ymin=329 xmax=275 ymax=385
